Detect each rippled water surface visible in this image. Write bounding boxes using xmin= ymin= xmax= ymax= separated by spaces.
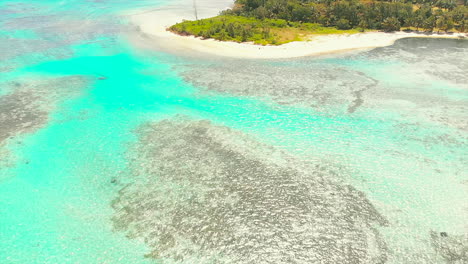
xmin=1 ymin=1 xmax=467 ymax=264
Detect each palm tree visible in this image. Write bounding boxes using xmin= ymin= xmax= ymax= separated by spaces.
xmin=193 ymin=0 xmax=198 ymax=20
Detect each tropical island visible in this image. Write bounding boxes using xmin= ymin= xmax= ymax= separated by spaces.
xmin=169 ymin=0 xmax=468 ymax=45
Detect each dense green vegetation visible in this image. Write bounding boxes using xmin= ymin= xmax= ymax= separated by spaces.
xmin=169 ymin=0 xmax=468 ymax=45
xmin=170 ymin=16 xmax=362 ymax=45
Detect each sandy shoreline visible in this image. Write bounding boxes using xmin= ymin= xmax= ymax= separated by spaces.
xmin=127 ymin=1 xmax=467 ymax=59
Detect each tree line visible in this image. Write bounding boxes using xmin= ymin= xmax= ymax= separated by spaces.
xmin=223 ymin=0 xmax=468 ymax=32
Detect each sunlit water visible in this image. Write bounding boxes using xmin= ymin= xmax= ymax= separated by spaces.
xmin=1 ymin=1 xmax=467 ymax=264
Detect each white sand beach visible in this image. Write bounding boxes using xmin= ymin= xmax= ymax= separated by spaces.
xmin=127 ymin=0 xmax=467 ymax=59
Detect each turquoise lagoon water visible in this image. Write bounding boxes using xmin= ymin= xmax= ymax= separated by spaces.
xmin=1 ymin=1 xmax=467 ymax=263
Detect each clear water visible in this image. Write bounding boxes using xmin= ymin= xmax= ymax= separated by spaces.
xmin=1 ymin=1 xmax=467 ymax=264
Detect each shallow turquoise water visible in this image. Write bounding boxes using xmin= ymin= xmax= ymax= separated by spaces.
xmin=1 ymin=1 xmax=467 ymax=263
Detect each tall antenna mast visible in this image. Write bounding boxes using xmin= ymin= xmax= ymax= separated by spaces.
xmin=193 ymin=0 xmax=198 ymax=20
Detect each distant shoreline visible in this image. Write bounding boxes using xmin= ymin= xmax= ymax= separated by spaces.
xmin=129 ymin=4 xmax=467 ymax=59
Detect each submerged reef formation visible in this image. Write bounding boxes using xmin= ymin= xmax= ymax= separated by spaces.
xmin=181 ymin=62 xmax=378 ymax=113
xmin=0 ymin=89 xmax=47 ymax=143
xmin=179 ymin=38 xmax=468 ymax=121
xmin=0 ymin=76 xmax=87 ymax=171
xmin=0 ymin=88 xmax=46 ymax=169
xmin=112 ymin=117 xmax=388 ymax=263
xmin=431 ymin=231 xmax=468 ymax=263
